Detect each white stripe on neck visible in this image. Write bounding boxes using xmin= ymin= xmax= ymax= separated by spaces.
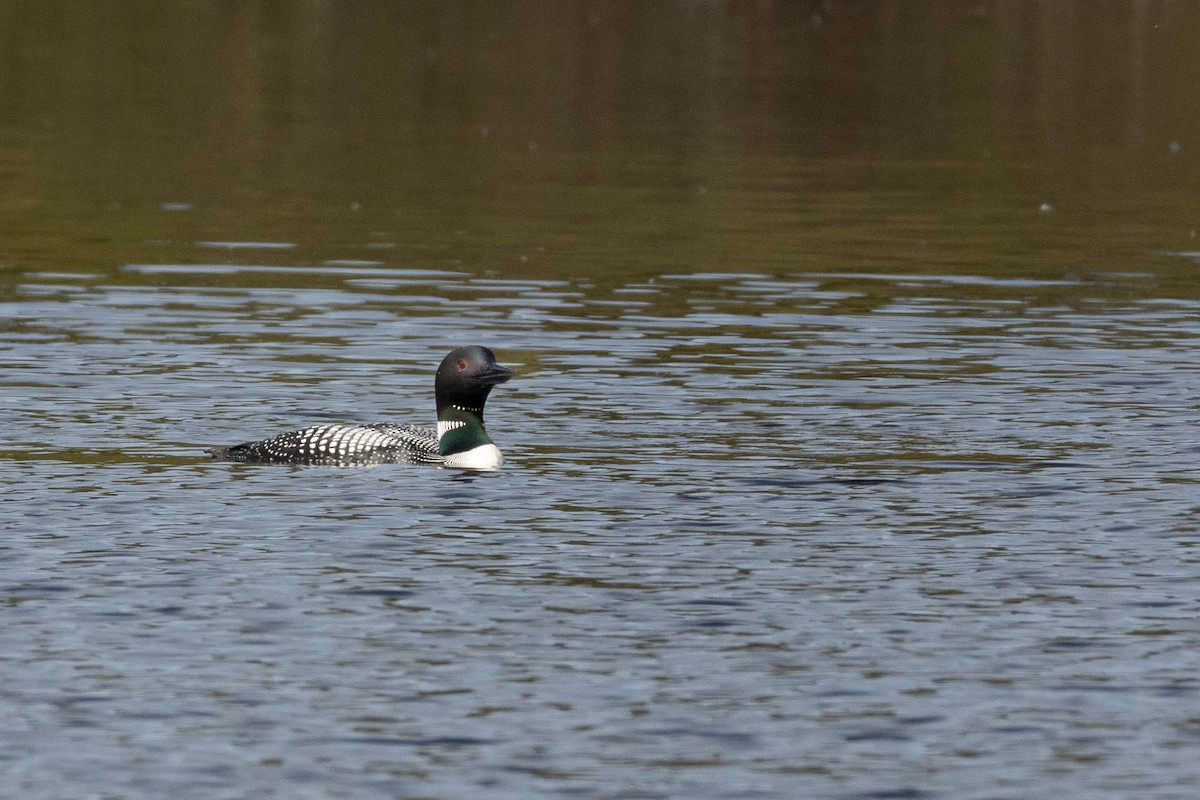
xmin=437 ymin=420 xmax=465 ymax=440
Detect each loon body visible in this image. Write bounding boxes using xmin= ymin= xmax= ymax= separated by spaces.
xmin=207 ymin=345 xmax=513 ymax=469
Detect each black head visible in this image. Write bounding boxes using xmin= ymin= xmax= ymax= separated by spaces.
xmin=434 ymin=345 xmax=513 ymax=418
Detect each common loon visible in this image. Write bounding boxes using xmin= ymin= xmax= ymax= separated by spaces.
xmin=207 ymin=345 xmax=514 ymax=469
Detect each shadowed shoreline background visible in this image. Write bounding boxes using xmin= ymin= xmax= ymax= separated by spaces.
xmin=0 ymin=1 xmax=1197 ymax=285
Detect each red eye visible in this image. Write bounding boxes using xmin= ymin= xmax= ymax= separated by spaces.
xmin=458 ymin=360 xmax=467 ymax=370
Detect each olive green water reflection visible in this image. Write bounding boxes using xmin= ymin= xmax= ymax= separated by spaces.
xmin=1 ymin=1 xmax=1200 ymax=287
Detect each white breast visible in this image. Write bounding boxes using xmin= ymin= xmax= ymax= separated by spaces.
xmin=442 ymin=444 xmax=504 ymax=470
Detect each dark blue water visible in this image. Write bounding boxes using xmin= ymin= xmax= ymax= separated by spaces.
xmin=5 ymin=263 xmax=1200 ymax=799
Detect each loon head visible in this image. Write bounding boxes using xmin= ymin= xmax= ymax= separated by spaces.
xmin=434 ymin=345 xmax=513 ymax=463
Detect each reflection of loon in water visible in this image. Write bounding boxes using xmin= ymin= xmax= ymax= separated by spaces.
xmin=206 ymin=346 xmax=514 ymax=469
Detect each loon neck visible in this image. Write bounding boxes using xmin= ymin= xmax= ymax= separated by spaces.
xmin=436 ymin=405 xmax=495 ymax=457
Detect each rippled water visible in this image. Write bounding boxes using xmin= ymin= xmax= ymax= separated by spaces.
xmin=5 ymin=255 xmax=1200 ymax=799
xmin=5 ymin=2 xmax=1200 ymax=798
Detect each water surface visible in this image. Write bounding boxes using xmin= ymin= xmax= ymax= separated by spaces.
xmin=3 ymin=3 xmax=1200 ymax=799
